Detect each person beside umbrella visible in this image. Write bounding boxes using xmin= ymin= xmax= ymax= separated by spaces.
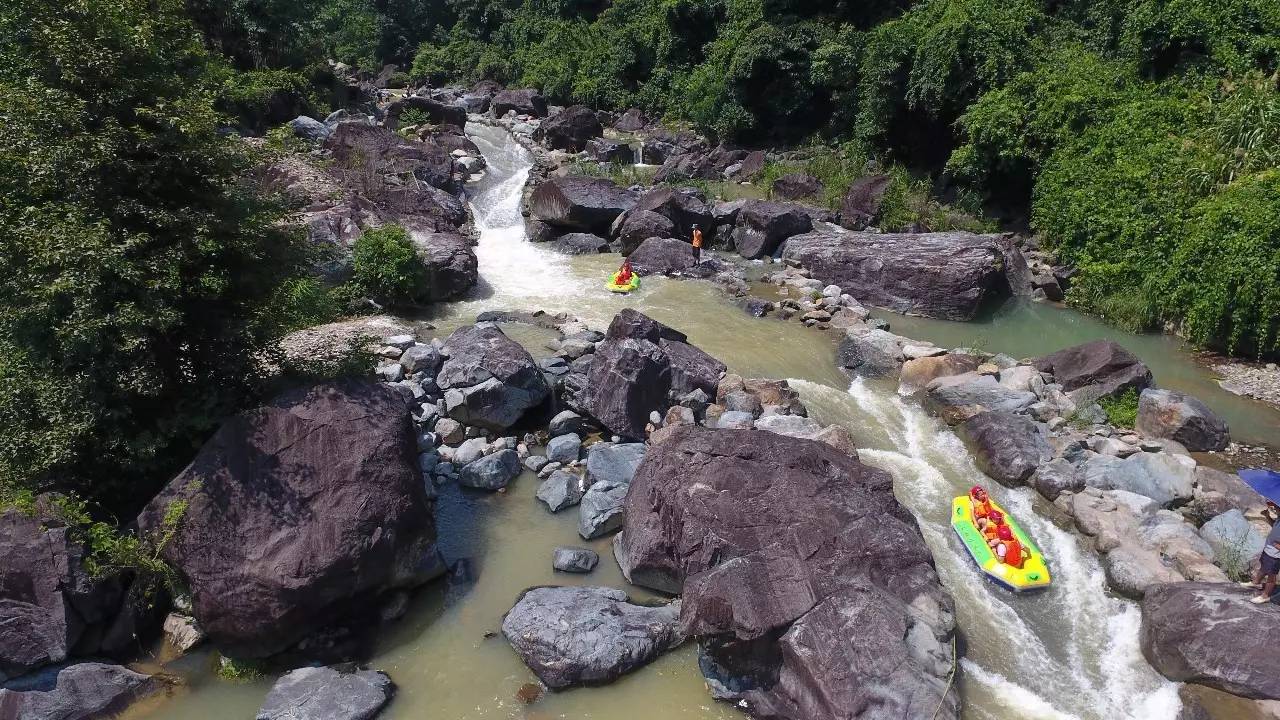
xmin=1237 ymin=469 xmax=1280 ymax=604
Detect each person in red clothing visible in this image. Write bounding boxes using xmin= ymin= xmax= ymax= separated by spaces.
xmin=616 ymin=258 xmax=633 ymax=285
xmin=996 ymin=524 xmax=1027 ymax=568
xmin=982 ymin=510 xmax=1004 ymax=548
xmin=971 ymin=485 xmax=993 ymax=526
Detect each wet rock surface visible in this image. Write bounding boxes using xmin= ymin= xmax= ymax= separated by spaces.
xmin=257 ymin=665 xmax=394 ymax=720
xmin=0 ymin=661 xmax=163 ymax=720
xmin=501 ymin=586 xmax=683 ymax=689
xmin=616 ymin=426 xmax=958 ymax=719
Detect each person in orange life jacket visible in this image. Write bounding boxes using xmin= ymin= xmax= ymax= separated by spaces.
xmin=691 ymin=224 xmax=703 ymax=262
xmin=616 ymin=258 xmax=634 ymax=285
xmin=971 ymin=485 xmax=994 ymax=527
xmin=982 ymin=510 xmax=1004 ymax=548
xmin=996 ymin=524 xmax=1027 ymax=568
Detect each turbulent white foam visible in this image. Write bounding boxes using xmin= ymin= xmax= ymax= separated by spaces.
xmin=794 ymin=377 xmax=1183 ymax=720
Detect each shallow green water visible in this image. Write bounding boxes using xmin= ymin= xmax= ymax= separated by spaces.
xmin=882 ymin=300 xmax=1280 ymax=447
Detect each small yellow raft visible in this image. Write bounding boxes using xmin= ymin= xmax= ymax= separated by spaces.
xmin=606 ymin=271 xmax=640 ymax=293
xmin=951 ymin=496 xmax=1051 ymax=593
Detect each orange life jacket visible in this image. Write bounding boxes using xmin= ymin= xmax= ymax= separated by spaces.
xmin=972 ymin=499 xmax=992 ymax=521
xmin=1001 ymin=538 xmax=1025 ymax=568
xmin=982 ymin=523 xmax=999 ymax=544
xmin=692 ymin=229 xmax=703 ymax=248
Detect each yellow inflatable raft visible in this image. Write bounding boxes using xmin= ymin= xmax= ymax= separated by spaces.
xmin=951 ymin=496 xmax=1051 ymax=593
xmin=606 ymin=271 xmax=640 ymax=293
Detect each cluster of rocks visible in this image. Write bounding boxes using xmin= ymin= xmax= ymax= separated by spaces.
xmin=476 ymin=308 xmax=958 ymax=719
xmin=832 ymin=327 xmax=1280 ymax=709
xmin=0 ymin=506 xmax=172 ymax=718
xmin=266 ymin=105 xmax=481 ymax=301
xmin=1215 ymin=359 xmax=1280 ymax=409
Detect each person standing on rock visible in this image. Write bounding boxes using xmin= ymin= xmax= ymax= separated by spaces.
xmin=1244 ymin=501 xmax=1280 ymax=604
xmin=691 ymin=224 xmax=703 ymax=263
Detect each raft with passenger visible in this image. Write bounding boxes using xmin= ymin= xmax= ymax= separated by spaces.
xmin=606 ymin=270 xmax=640 ymax=293
xmin=952 ymin=494 xmax=1051 ymax=593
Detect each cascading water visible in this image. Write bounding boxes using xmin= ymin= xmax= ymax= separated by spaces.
xmin=142 ymin=122 xmax=1186 ymax=720
xmin=797 ymin=379 xmax=1182 ymax=719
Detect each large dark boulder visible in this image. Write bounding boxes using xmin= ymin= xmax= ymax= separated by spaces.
xmin=614 ymin=210 xmax=676 ymax=255
xmin=1032 ymin=340 xmax=1153 ymax=405
xmin=386 ymin=96 xmax=466 ymax=129
xmin=581 ymin=338 xmax=671 ymax=440
xmin=606 ymin=308 xmax=688 ymax=343
xmin=587 ymin=137 xmax=633 ymax=164
xmin=257 ymin=665 xmax=394 ymax=720
xmin=839 ymin=174 xmax=892 ymax=230
xmin=135 ymin=381 xmax=441 ymax=659
xmin=0 ymin=662 xmax=163 ymax=720
xmin=551 ymin=232 xmax=609 ymax=255
xmin=529 ymin=176 xmax=638 ymax=235
xmin=492 ymin=88 xmax=547 ymax=118
xmin=957 ymin=411 xmax=1052 ymax=485
xmin=533 ymin=105 xmax=603 ymax=152
xmin=501 ymin=586 xmax=683 ymax=689
xmin=1141 ymin=582 xmax=1280 ymax=699
xmin=0 ymin=508 xmax=144 ymax=682
xmin=437 ymin=324 xmax=551 ymax=431
xmin=324 ymin=123 xmax=455 ymax=193
xmin=1136 ymin=388 xmax=1229 ymax=451
xmin=660 ymin=338 xmax=725 ymax=398
xmin=732 ymin=201 xmax=813 ymax=259
xmin=627 ymin=237 xmax=696 ymax=276
xmin=782 ymin=231 xmax=1007 ymax=321
xmin=411 ymin=231 xmax=477 ymax=301
xmin=613 ymin=108 xmax=647 ymax=132
xmin=771 ymin=173 xmax=823 ymax=200
xmin=616 ymin=427 xmax=958 ymax=719
xmin=631 ymin=187 xmax=714 ymax=242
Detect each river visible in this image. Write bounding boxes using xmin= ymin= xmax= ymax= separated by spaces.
xmin=138 ymin=122 xmax=1280 ymax=719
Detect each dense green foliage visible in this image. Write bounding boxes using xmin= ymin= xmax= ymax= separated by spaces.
xmin=1098 ymin=388 xmax=1141 ymax=428
xmin=398 ymin=0 xmax=1279 ymax=355
xmin=352 ymin=225 xmax=432 ymax=304
xmin=0 ymin=0 xmax=309 ymax=505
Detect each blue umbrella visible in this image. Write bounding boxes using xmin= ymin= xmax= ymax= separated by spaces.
xmin=1238 ymin=469 xmax=1280 ymax=505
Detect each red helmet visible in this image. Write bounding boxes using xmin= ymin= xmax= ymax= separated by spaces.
xmin=988 ymin=510 xmax=1004 ymax=524
xmin=970 ymin=485 xmax=987 ymax=499
xmin=998 ymin=525 xmax=1014 ymax=541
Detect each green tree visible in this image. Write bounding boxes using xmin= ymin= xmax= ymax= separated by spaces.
xmin=0 ymin=0 xmax=305 ymax=506
xmin=351 ymin=225 xmax=431 ymax=304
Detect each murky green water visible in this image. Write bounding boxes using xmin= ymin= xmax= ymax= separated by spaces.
xmin=134 ymin=122 xmax=1276 ymax=720
xmin=882 ymin=301 xmax=1280 ymax=448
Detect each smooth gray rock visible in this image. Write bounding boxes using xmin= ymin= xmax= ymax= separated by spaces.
xmin=257 ymin=665 xmax=394 ymax=720
xmin=536 ymin=470 xmax=585 ymax=512
xmin=529 ymin=176 xmax=638 ymax=235
xmin=1141 ymin=582 xmax=1280 ymax=699
xmin=492 ymin=88 xmax=547 ymax=117
xmin=552 ymin=232 xmax=610 ymax=256
xmin=715 ymin=410 xmax=755 ymax=429
xmin=1199 ymin=509 xmax=1265 ymax=566
xmin=524 ymin=455 xmax=550 ymax=474
xmin=732 ymin=201 xmax=813 ymax=259
xmin=532 ymin=105 xmax=602 ymax=152
xmin=501 ymin=586 xmax=682 ymax=688
xmin=290 ymin=116 xmax=331 ymax=142
xmin=579 ymin=480 xmax=629 ymax=539
xmin=1028 ymin=458 xmax=1082 ymax=500
xmin=614 ymin=210 xmax=676 ymax=256
xmin=0 ymin=662 xmax=162 ymax=720
xmin=1078 ymin=451 xmax=1196 ymax=507
xmin=437 ymin=325 xmax=550 ymax=431
xmin=584 ymin=442 xmax=646 ymax=487
xmin=783 ymin=231 xmax=1007 ymax=321
xmin=957 ymin=412 xmax=1052 ymax=485
xmin=552 ymin=547 xmax=600 ymax=573
xmin=452 ymin=436 xmax=487 ymax=466
xmin=924 ymin=373 xmax=1038 ymax=417
xmin=1136 ymin=388 xmax=1229 ymax=452
xmin=545 ymin=433 xmax=582 ymax=464
xmin=627 ymin=237 xmax=696 ymax=275
xmin=837 ymin=329 xmax=904 ymax=378
xmin=549 ymin=410 xmax=590 ymax=437
xmin=458 ymin=449 xmax=521 ymax=490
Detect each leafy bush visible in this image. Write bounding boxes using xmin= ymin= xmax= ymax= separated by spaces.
xmin=1099 ymin=388 xmax=1141 ymax=428
xmin=215 ymin=67 xmax=321 ymax=134
xmin=351 ymin=225 xmax=431 ymax=304
xmin=0 ymin=0 xmax=308 ymax=506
